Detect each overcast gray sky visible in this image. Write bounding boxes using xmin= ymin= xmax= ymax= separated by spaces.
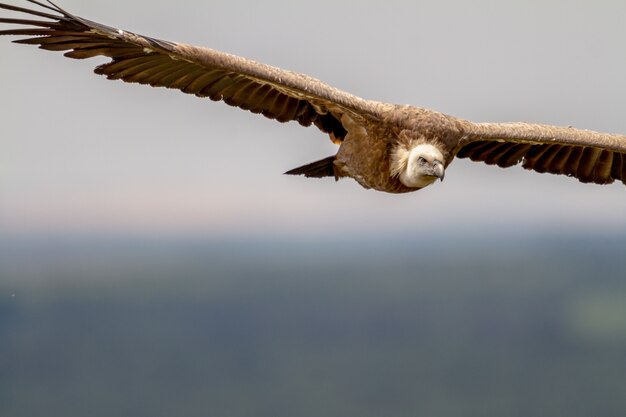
xmin=1 ymin=0 xmax=625 ymax=239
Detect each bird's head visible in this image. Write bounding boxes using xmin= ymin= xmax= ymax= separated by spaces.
xmin=392 ymin=144 xmax=445 ymax=189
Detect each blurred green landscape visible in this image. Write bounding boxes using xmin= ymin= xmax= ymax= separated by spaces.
xmin=1 ymin=235 xmax=626 ymax=417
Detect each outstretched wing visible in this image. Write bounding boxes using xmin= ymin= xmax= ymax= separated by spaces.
xmin=0 ymin=1 xmax=387 ymax=142
xmin=456 ymin=121 xmax=626 ymax=185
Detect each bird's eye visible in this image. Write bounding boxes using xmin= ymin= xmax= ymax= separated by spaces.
xmin=417 ymin=157 xmax=427 ymax=164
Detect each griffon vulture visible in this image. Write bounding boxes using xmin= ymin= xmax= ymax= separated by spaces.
xmin=1 ymin=1 xmax=626 ymax=194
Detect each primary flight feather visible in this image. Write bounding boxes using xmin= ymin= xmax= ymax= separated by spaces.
xmin=1 ymin=1 xmax=625 ymax=193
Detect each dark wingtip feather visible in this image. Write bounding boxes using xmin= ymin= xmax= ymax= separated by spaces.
xmin=23 ymin=0 xmax=68 ymax=17
xmin=0 ymin=2 xmax=60 ymax=19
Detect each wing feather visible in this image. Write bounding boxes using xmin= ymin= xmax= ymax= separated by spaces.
xmin=458 ymin=121 xmax=626 ymax=185
xmin=533 ymin=145 xmax=562 ymax=173
xmin=0 ymin=0 xmax=387 ymax=141
xmin=611 ymin=153 xmax=623 ymax=180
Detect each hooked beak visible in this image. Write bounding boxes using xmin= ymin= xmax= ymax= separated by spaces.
xmin=433 ymin=160 xmax=445 ymax=182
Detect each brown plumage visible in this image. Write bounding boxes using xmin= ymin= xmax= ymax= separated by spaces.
xmin=1 ymin=1 xmax=626 ymax=193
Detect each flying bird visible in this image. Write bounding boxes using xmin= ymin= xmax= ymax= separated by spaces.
xmin=1 ymin=1 xmax=625 ymax=194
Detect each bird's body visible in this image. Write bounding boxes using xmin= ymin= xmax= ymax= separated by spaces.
xmin=1 ymin=0 xmax=626 ymax=193
xmin=324 ymin=107 xmax=461 ymax=193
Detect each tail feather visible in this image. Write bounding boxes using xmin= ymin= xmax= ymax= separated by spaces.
xmin=285 ymin=156 xmax=336 ymax=178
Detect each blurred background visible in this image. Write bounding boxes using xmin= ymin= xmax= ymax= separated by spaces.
xmin=1 ymin=1 xmax=626 ymax=416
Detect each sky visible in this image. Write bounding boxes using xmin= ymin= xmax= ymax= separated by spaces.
xmin=1 ymin=0 xmax=625 ymax=239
